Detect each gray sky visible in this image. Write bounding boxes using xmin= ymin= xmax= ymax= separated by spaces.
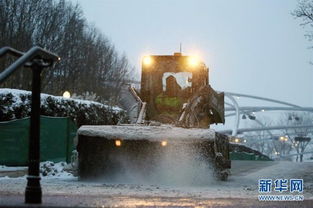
xmin=75 ymin=0 xmax=313 ymax=107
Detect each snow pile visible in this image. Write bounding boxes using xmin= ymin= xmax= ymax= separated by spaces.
xmin=0 ymin=162 xmax=75 ymax=179
xmin=40 ymin=161 xmax=74 ymax=178
xmin=0 ymin=176 xmax=10 ymax=180
xmin=0 ymin=165 xmax=27 ymax=171
xmin=78 ymin=125 xmax=215 ymax=141
xmin=0 ymin=88 xmax=127 ymax=126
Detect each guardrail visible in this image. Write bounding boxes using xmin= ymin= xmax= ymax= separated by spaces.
xmin=0 ymin=46 xmax=60 ymax=204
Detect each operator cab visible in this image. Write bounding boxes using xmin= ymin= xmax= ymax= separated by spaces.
xmin=140 ymin=52 xmax=209 ymax=123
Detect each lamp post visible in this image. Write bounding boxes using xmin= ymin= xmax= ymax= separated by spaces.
xmin=278 ymin=136 xmax=289 ymax=156
xmin=0 ymin=46 xmax=59 ymax=204
xmin=25 ymin=60 xmax=45 ymax=203
xmin=287 ymin=114 xmax=302 ymax=162
xmin=295 ymin=137 xmax=311 ymax=162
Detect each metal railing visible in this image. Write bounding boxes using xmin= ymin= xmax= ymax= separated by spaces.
xmin=0 ymin=46 xmax=60 ymax=204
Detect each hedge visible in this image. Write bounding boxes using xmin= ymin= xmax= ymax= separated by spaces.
xmin=0 ymin=88 xmax=127 ymax=126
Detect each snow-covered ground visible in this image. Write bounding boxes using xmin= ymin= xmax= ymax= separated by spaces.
xmin=0 ymin=161 xmax=73 ymax=179
xmin=0 ymin=161 xmax=312 ymax=201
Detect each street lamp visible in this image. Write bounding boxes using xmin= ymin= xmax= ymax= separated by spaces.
xmin=248 ymin=115 xmax=256 ymax=120
xmin=289 ymin=115 xmax=300 ymax=121
xmin=279 ymin=136 xmax=288 ymax=142
xmin=234 ymin=138 xmax=240 ymax=143
xmin=63 ymin=91 xmax=71 ymax=99
xmin=242 ymin=114 xmax=256 ymax=120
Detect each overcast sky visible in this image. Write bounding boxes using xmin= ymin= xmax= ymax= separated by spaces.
xmin=74 ymin=0 xmax=313 ymax=107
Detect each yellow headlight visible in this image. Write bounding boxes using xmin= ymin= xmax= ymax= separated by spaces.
xmin=115 ymin=140 xmax=122 ymax=147
xmin=161 ymin=141 xmax=167 ymax=147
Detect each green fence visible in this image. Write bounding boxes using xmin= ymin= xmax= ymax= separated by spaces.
xmin=0 ymin=116 xmax=77 ymax=166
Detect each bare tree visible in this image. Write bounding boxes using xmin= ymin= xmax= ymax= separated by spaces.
xmin=0 ymin=0 xmax=132 ymax=105
xmin=243 ymin=117 xmax=276 ymax=157
xmin=278 ymin=112 xmax=313 ymax=162
xmin=293 ymin=0 xmax=313 ymax=34
xmin=293 ymin=0 xmax=313 ymax=64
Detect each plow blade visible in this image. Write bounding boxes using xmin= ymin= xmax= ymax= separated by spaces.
xmin=77 ymin=125 xmax=230 ymax=183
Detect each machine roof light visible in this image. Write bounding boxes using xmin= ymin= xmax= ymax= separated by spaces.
xmin=143 ymin=56 xmax=153 ymax=66
xmin=188 ymin=56 xmax=200 ymax=67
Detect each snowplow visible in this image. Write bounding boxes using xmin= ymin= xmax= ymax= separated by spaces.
xmin=77 ymin=52 xmax=231 ymax=182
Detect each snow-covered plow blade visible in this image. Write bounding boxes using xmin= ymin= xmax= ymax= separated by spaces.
xmin=77 ymin=125 xmax=230 ymax=183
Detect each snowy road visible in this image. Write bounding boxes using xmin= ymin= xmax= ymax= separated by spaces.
xmin=0 ymin=161 xmax=312 ymax=207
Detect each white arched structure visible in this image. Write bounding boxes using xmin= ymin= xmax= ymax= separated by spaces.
xmin=222 ymin=92 xmax=313 ymax=136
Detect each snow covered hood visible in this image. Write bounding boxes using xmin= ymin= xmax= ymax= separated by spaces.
xmin=78 ymin=125 xmax=216 ymax=141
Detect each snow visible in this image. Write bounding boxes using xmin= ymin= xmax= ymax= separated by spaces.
xmin=78 ymin=125 xmax=216 ymax=141
xmin=0 ymin=176 xmax=10 ymax=180
xmin=0 ymin=162 xmax=75 ymax=180
xmin=1 ymin=161 xmax=312 ymax=200
xmin=0 ymin=161 xmax=312 ymax=208
xmin=0 ymin=166 xmax=27 ymax=172
xmin=40 ymin=161 xmax=75 ymax=179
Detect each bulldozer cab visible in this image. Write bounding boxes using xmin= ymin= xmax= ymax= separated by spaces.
xmin=140 ymin=52 xmax=224 ymax=125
